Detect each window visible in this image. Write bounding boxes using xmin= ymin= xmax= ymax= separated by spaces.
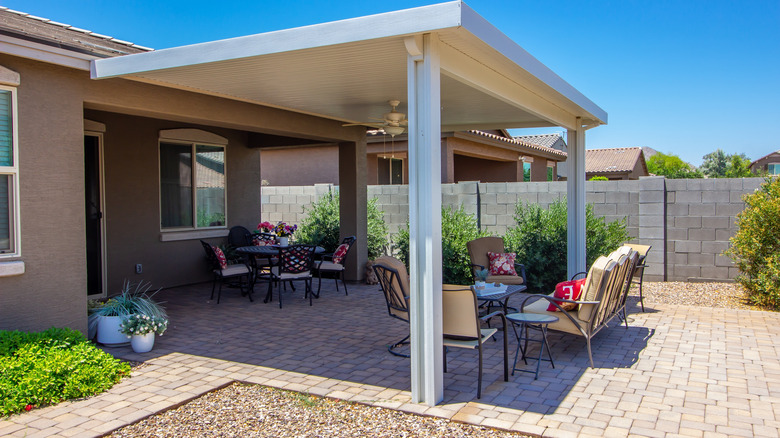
xmin=523 ymin=162 xmax=531 ymax=182
xmin=0 ymin=87 xmax=18 ymax=256
xmin=160 ymin=142 xmax=225 ymax=230
xmin=547 ymin=161 xmax=555 ymax=181
xmin=769 ymin=163 xmax=780 ymax=175
xmin=378 ymin=157 xmax=404 ymax=184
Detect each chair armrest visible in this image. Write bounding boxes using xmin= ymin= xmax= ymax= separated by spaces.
xmin=520 ymin=295 xmax=588 ymax=337
xmin=570 ymin=271 xmax=587 ymax=281
xmin=480 ymin=310 xmax=505 ymax=322
xmin=514 ymin=262 xmax=527 ymax=285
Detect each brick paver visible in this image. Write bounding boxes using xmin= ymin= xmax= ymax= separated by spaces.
xmin=2 ymin=282 xmax=779 ymax=437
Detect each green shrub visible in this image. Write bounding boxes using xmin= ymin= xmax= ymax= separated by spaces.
xmin=0 ymin=328 xmax=130 ymax=416
xmin=504 ymin=198 xmax=628 ymax=293
xmin=726 ymin=177 xmax=780 ymax=309
xmin=589 ymin=176 xmax=608 ymax=181
xmin=295 ymin=191 xmax=389 ymax=259
xmin=394 ymin=206 xmax=491 ymax=285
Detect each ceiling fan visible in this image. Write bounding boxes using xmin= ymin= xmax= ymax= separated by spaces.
xmin=343 ymin=100 xmax=408 ymax=136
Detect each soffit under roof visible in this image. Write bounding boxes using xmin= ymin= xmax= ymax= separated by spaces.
xmin=92 ymin=1 xmax=606 ymax=133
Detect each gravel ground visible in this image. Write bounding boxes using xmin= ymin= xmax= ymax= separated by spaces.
xmin=109 ymin=281 xmax=768 ymax=438
xmin=110 ymin=383 xmax=528 ymax=437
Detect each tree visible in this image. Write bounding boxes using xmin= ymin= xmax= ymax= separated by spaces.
xmin=701 ymin=149 xmax=754 ymax=178
xmin=646 ymin=152 xmax=704 ymax=179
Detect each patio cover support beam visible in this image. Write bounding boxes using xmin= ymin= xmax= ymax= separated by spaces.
xmin=338 ymin=140 xmax=368 ymax=281
xmin=407 ymin=33 xmax=444 ymax=406
xmin=567 ymin=120 xmax=586 ymax=278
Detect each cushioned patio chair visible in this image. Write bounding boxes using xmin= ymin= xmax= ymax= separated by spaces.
xmin=372 ymin=255 xmax=411 ymax=357
xmin=466 ymin=237 xmax=527 ymax=285
xmin=442 ymin=284 xmax=508 ymax=399
xmin=200 ymin=240 xmax=253 ymax=304
xmin=315 ymin=236 xmax=356 ymax=296
xmin=267 ymin=244 xmax=316 ymax=308
xmin=626 ymin=243 xmax=651 ymax=312
xmin=227 ymin=225 xmax=253 ymax=248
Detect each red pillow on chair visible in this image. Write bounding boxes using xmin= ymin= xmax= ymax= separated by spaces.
xmin=332 ymin=243 xmax=349 ymax=264
xmin=487 ymin=252 xmax=517 ymax=276
xmin=213 ymin=246 xmax=228 ymax=269
xmin=547 ymin=278 xmax=586 ymax=311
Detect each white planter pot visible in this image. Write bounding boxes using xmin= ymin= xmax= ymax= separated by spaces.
xmin=130 ymin=332 xmax=155 ymax=353
xmin=277 ymin=236 xmax=289 ymax=246
xmin=96 ymin=315 xmax=130 ymax=347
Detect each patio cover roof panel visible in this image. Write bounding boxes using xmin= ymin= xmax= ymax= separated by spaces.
xmin=91 ymin=1 xmax=606 ymax=132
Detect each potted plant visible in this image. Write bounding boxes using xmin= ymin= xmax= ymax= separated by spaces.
xmin=90 ymin=281 xmax=167 ymax=347
xmin=474 ymin=268 xmax=489 ymax=290
xmin=256 ymin=221 xmax=274 ymax=233
xmin=274 ymin=221 xmax=297 ymax=246
xmin=119 ymin=313 xmax=168 ymax=353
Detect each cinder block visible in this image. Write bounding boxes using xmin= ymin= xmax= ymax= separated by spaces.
xmin=639 ymin=190 xmax=665 ymax=203
xmin=664 ymin=203 xmax=687 ymax=216
xmin=726 ymin=178 xmax=744 ymax=190
xmin=442 ymin=194 xmax=458 ymax=207
xmin=586 ymin=192 xmax=606 ymax=204
xmin=674 ymin=216 xmax=702 ymax=228
xmin=714 ymin=254 xmax=734 ymax=267
xmin=268 ymin=212 xmax=283 ymax=222
xmin=716 ymin=229 xmax=734 ymax=241
xmin=274 ymin=186 xmax=291 ymax=195
xmin=742 ymin=178 xmax=764 ymax=192
xmin=288 ymin=186 xmax=303 ymax=195
xmin=289 ymin=204 xmax=304 ymax=214
xmin=702 ymin=241 xmax=730 ymax=255
xmin=639 ymin=227 xmax=664 ymax=239
xmin=700 ymin=266 xmax=729 ymax=279
xmin=675 ymin=191 xmax=702 ymax=203
xmin=667 ymin=252 xmax=688 ymax=265
xmin=711 ymin=179 xmax=733 ymax=191
xmin=482 ymin=215 xmax=497 ymax=226
xmin=496 ymin=192 xmax=515 ymax=204
xmin=674 ymin=265 xmax=701 ymax=279
xmin=666 ymin=228 xmax=688 ymax=240
xmin=458 ymin=195 xmax=478 ymax=207
xmin=701 ymin=216 xmax=731 ymax=229
xmin=295 ymin=195 xmax=311 ymax=205
xmin=666 ymin=191 xmax=675 ymax=203
xmin=605 ymin=191 xmax=630 ymax=204
xmin=639 ymin=216 xmax=664 ymax=228
xmin=638 ymin=203 xmax=664 ymax=216
xmin=639 ymin=176 xmax=666 ymax=191
xmin=626 ymin=227 xmax=639 ymax=239
xmin=674 ymin=240 xmax=701 ymax=253
xmin=390 ymin=194 xmax=407 ymax=205
xmin=517 ymin=193 xmax=538 ymax=205
xmin=687 ymin=253 xmax=715 ymax=265
xmin=729 ymin=191 xmax=747 ymax=203
xmin=616 ymin=203 xmax=634 ymax=216
xmin=688 ymin=228 xmax=716 ymax=241
xmin=715 ymin=203 xmax=745 ymax=216
xmin=277 ymin=204 xmax=290 ymax=213
xmin=485 ymin=204 xmax=507 ymax=215
xmin=480 ymin=193 xmax=497 ymax=205
xmin=269 ymin=194 xmax=283 ymax=203
xmin=593 ymin=204 xmax=617 ymax=216
xmin=484 ymin=182 xmax=507 ymax=193
xmin=685 ymin=179 xmax=705 ymax=190
xmin=538 ymin=192 xmax=560 ymax=205
xmin=383 ymin=204 xmax=400 ymax=214
xmin=688 ymin=204 xmax=716 ymax=216
xmin=728 ymin=267 xmax=740 ymax=278
xmin=550 ymin=181 xmax=567 ymax=192
xmin=666 ymin=179 xmax=687 ymax=191
xmin=629 ymin=192 xmax=639 ymax=204
xmin=701 ymin=191 xmax=730 ymax=203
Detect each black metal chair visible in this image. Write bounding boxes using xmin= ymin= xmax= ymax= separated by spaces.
xmin=266 ymin=244 xmax=316 ymax=308
xmin=228 ymin=226 xmax=253 ymax=247
xmin=200 ymin=240 xmax=253 ymax=304
xmin=372 ymin=255 xmax=411 ymax=357
xmin=314 ymin=236 xmax=356 ymax=296
xmin=626 ymin=243 xmax=651 ymax=312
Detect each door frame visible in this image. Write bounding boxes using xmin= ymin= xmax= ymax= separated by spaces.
xmin=85 ymin=130 xmax=108 ymax=299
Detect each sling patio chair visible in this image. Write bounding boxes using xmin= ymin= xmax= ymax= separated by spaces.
xmin=466 ymin=236 xmax=527 ymax=286
xmin=442 ymin=284 xmax=508 ymax=399
xmin=372 ymin=255 xmax=411 ymax=357
xmin=315 ymin=236 xmax=356 ymax=296
xmin=626 ymin=243 xmax=651 ymax=312
xmin=200 ymin=240 xmax=254 ymax=304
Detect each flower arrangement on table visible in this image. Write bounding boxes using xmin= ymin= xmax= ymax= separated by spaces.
xmin=257 ymin=221 xmax=274 ymax=233
xmin=119 ymin=314 xmax=169 ymax=337
xmin=274 ymin=222 xmax=297 ymax=238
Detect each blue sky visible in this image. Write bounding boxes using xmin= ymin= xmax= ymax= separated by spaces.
xmin=6 ymin=0 xmax=779 ymax=165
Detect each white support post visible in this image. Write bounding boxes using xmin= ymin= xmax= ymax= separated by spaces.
xmin=407 ymin=33 xmax=443 ymax=406
xmin=567 ymin=120 xmax=587 ymax=278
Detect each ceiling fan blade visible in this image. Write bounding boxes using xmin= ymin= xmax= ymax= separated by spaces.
xmin=342 ymin=122 xmax=384 ymax=127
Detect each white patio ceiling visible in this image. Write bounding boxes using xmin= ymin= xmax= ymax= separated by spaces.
xmin=91 ymin=1 xmax=606 ymax=134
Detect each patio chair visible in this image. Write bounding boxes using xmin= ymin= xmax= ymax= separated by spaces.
xmin=200 ymin=240 xmax=254 ymax=304
xmin=266 ymin=244 xmax=316 ymax=308
xmin=442 ymin=285 xmax=508 ymax=399
xmin=626 ymin=243 xmax=651 ymax=312
xmin=315 ymin=236 xmax=356 ymax=296
xmin=466 ymin=237 xmax=527 ymax=286
xmin=227 ymin=225 xmax=253 ymax=247
xmin=372 ymin=255 xmax=411 ymax=357
xmin=253 ymin=232 xmax=277 ymax=246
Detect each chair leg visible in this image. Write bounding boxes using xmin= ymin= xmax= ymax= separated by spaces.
xmin=586 ymin=337 xmax=594 ymax=368
xmin=341 ymin=271 xmax=348 ymax=295
xmin=388 ymin=334 xmax=410 ymax=358
xmin=477 ymin=344 xmax=483 ymax=399
xmin=308 ymin=279 xmax=314 ymax=306
xmin=638 ymin=271 xmax=645 ymax=312
xmin=443 ymin=346 xmax=448 ymax=372
xmin=217 ymin=280 xmax=223 ymax=304
xmin=503 ymin=325 xmax=509 ymax=382
xmin=210 ymin=276 xmax=217 ymax=300
xmin=278 ymin=280 xmax=284 ymax=309
xmin=264 ymin=278 xmax=274 ymax=304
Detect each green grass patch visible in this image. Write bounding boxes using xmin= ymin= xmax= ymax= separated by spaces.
xmin=0 ymin=327 xmax=131 ymax=416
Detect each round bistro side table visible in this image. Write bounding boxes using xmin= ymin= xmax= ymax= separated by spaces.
xmin=506 ymin=312 xmax=559 ymax=380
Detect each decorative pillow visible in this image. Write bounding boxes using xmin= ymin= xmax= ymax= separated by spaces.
xmin=332 ymin=243 xmax=350 ymax=264
xmin=213 ymin=246 xmax=228 ymax=269
xmin=547 ymin=278 xmax=586 ymax=312
xmin=487 ymin=252 xmax=517 ymax=276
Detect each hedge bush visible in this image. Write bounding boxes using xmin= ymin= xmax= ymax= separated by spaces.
xmin=394 ymin=206 xmax=491 ymax=285
xmin=504 ymin=198 xmax=628 ymax=293
xmin=726 ymin=177 xmax=780 ymax=309
xmin=295 ymin=191 xmax=389 ymax=259
xmin=0 ymin=328 xmax=130 ymax=416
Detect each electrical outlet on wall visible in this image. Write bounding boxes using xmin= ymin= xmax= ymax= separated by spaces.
xmin=135 ymin=264 xmax=143 ymax=274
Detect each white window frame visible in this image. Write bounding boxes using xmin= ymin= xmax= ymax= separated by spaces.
xmin=768 ymin=163 xmax=780 ymax=175
xmin=158 ymin=136 xmax=227 ymax=233
xmin=0 ymin=85 xmax=20 ymax=259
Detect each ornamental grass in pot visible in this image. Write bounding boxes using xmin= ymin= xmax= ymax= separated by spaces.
xmin=89 ymin=280 xmax=168 ymax=347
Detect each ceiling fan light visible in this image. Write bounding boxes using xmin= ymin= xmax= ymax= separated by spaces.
xmin=384 ymin=126 xmax=405 ymax=136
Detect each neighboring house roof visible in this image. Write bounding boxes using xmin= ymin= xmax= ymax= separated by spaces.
xmin=586 ymin=147 xmax=648 ymax=175
xmin=467 ymin=130 xmax=567 ymax=158
xmin=750 ymin=150 xmax=780 ymax=167
xmin=514 ymin=133 xmax=563 ymax=149
xmin=0 ymin=8 xmax=151 ymax=57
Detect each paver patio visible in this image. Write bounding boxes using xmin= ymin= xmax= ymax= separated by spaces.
xmin=2 ymin=280 xmax=779 ymax=437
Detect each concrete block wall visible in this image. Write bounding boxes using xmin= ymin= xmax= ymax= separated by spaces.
xmin=261 ymin=177 xmax=764 ymax=282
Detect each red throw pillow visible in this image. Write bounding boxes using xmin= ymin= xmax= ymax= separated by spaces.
xmin=332 ymin=243 xmax=349 ymax=264
xmin=547 ymin=278 xmax=586 ymax=312
xmin=487 ymin=252 xmax=517 ymax=276
xmin=213 ymin=246 xmax=228 ymax=269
